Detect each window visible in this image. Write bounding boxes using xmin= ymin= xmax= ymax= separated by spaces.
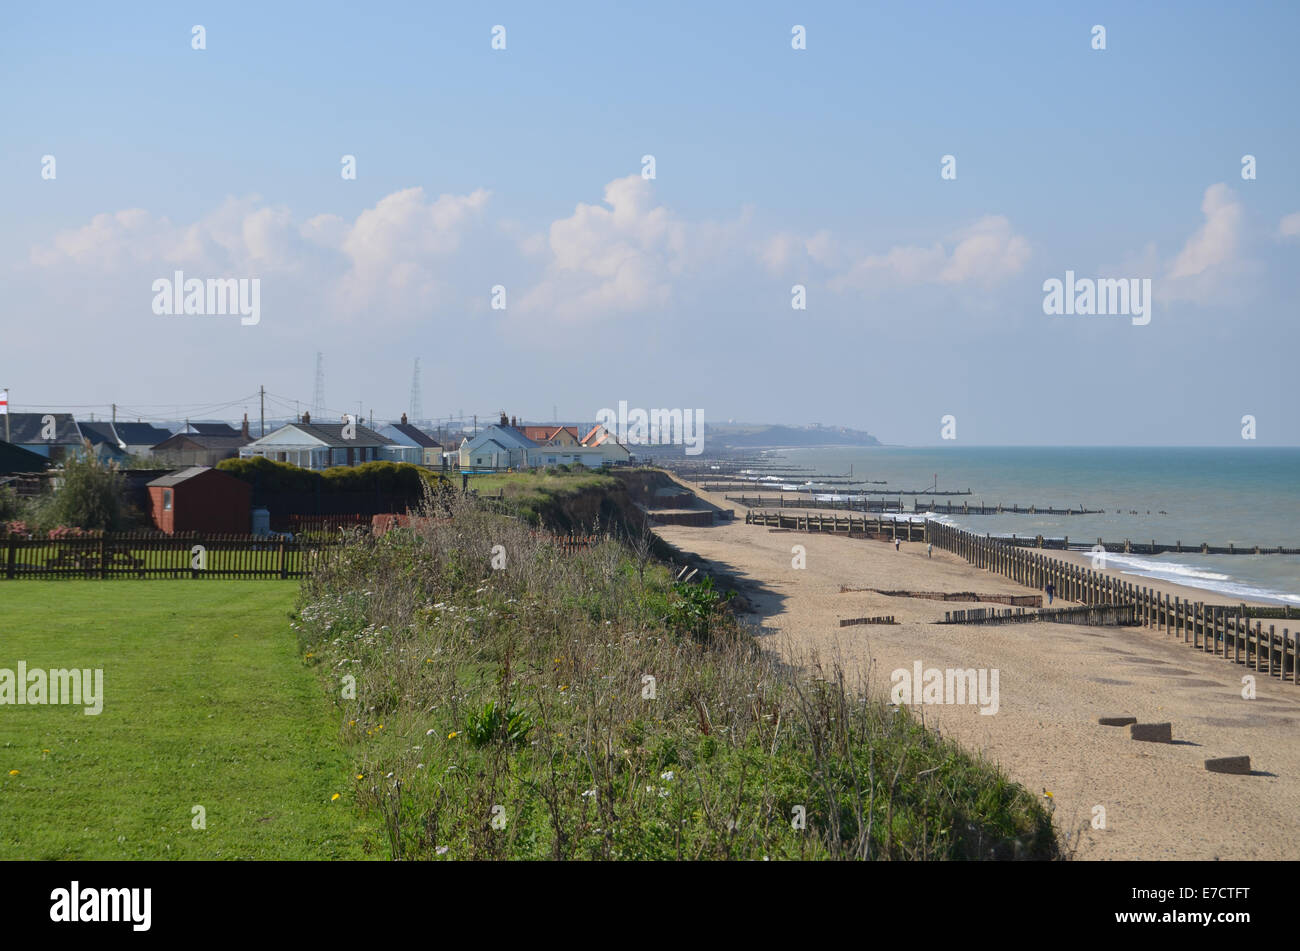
xmin=163 ymin=489 xmax=172 ymax=511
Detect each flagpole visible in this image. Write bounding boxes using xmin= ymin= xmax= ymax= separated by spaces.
xmin=2 ymin=388 xmax=9 ymax=443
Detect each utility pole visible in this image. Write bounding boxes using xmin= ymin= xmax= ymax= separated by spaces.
xmin=111 ymin=403 xmax=116 ymax=424
xmin=473 ymin=414 xmax=477 ymax=435
xmin=260 ymin=386 xmax=265 ymax=437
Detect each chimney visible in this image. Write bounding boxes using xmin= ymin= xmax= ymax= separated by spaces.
xmin=499 ymin=411 xmax=508 ymax=427
xmin=241 ymin=413 xmax=250 ymax=439
xmin=401 ymin=413 xmax=408 ymax=425
xmin=511 ymin=415 xmax=517 ymax=428
xmin=302 ymin=410 xmax=311 ymax=425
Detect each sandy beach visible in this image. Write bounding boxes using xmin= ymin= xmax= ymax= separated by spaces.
xmin=653 ymin=475 xmax=1300 ymax=860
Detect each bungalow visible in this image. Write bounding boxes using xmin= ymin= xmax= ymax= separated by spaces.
xmin=152 ymin=418 xmax=251 ymax=468
xmin=2 ymin=413 xmax=86 ymax=463
xmin=78 ymin=421 xmax=174 ymax=462
xmin=580 ymin=425 xmax=632 ymax=465
xmin=239 ymin=412 xmax=396 ymax=470
xmin=525 ymin=444 xmax=608 ymax=469
xmin=459 ymin=421 xmax=536 ymax=469
xmin=377 ymin=414 xmax=443 ymax=466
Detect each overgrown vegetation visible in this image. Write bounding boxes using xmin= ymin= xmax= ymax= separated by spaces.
xmin=217 ymin=456 xmax=438 ymax=495
xmin=3 ymin=453 xmax=135 ymax=532
xmin=294 ymin=488 xmax=1056 ymax=860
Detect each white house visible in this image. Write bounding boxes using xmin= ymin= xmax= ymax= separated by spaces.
xmin=377 ymin=415 xmax=443 ymax=466
xmin=525 ymin=444 xmax=608 ymax=468
xmin=580 ymin=425 xmax=632 ymax=465
xmin=459 ymin=423 xmax=537 ymax=469
xmin=239 ymin=414 xmax=396 ymax=470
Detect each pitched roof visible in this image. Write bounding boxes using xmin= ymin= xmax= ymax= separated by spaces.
xmin=113 ymin=422 xmax=174 ymax=446
xmin=245 ymin=422 xmax=396 ymax=449
xmin=386 ymin=422 xmax=441 ymax=448
xmin=467 ymin=425 xmax=536 ymax=452
xmin=0 ymin=440 xmax=51 ymax=473
xmin=3 ymin=413 xmax=83 ymax=446
xmin=147 ymin=466 xmax=220 ymax=487
xmin=520 ymin=425 xmax=583 ymax=443
xmin=76 ymin=422 xmax=122 ymax=448
xmin=153 ymin=432 xmax=249 ymax=450
xmin=185 ymin=422 xmax=240 ymax=436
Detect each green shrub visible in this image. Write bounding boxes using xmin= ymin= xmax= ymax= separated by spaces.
xmin=40 ymin=453 xmax=129 ymax=531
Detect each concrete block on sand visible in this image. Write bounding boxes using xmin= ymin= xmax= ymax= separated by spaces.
xmin=1130 ymin=722 xmax=1173 ymax=742
xmin=1098 ymin=715 xmax=1137 ymax=726
xmin=1205 ymin=756 xmax=1251 ymax=774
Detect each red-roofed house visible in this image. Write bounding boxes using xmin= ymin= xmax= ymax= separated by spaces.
xmin=580 ymin=425 xmax=632 ymax=464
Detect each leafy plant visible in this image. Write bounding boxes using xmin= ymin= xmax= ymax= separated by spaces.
xmin=464 ymin=699 xmax=534 ymax=748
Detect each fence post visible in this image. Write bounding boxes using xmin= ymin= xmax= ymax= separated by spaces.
xmin=278 ymin=540 xmax=288 ymax=579
xmin=5 ymin=533 xmax=15 ymax=580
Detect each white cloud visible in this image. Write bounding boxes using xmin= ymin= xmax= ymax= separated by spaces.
xmin=28 ymin=188 xmax=493 ymax=323
xmin=1278 ymin=212 xmax=1300 ymax=238
xmin=1167 ymin=183 xmax=1242 ymax=279
xmin=830 ymin=215 xmax=1030 ymax=292
xmin=515 ymin=175 xmax=688 ymax=323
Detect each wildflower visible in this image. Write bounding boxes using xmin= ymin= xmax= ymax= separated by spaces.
xmin=331 ymin=793 xmax=340 ymax=801
xmin=426 ymin=729 xmax=436 ymax=736
xmin=582 ymin=788 xmax=597 ymax=798
xmin=348 ymin=720 xmax=356 ymax=726
xmin=436 ymin=845 xmax=449 ymax=855
xmin=660 ymin=770 xmax=675 ymax=782
xmin=356 ymin=774 xmax=363 ymax=780
xmin=448 ymin=731 xmax=460 ymax=739
xmin=7 ymin=770 xmax=17 ymax=776
xmin=559 ymin=685 xmax=569 ymax=692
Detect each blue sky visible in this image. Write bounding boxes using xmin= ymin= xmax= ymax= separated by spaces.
xmin=3 ymin=1 xmax=1298 ymax=444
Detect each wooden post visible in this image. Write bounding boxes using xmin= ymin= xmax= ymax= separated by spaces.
xmin=5 ymin=534 xmax=15 ymax=580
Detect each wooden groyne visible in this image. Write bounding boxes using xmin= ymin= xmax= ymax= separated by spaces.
xmin=839 ymin=615 xmax=897 ymax=627
xmin=848 ymin=587 xmax=1042 ymax=607
xmin=746 ymin=510 xmax=927 ymax=541
xmin=748 ymin=510 xmax=1299 ymax=679
xmin=940 ymin=604 xmax=1136 ymax=626
xmin=728 ymin=494 xmax=1101 ymax=515
xmin=1005 ymin=536 xmax=1300 ymax=556
xmin=700 ymin=483 xmax=972 ymax=495
xmin=926 ymin=521 xmax=1300 ymax=683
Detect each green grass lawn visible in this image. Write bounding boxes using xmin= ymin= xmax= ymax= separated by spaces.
xmin=0 ymin=581 xmax=370 ymax=859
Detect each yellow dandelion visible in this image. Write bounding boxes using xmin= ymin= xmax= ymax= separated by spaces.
xmin=42 ymin=749 xmax=50 ymax=754
xmin=448 ymin=731 xmax=460 ymax=739
xmin=348 ymin=720 xmax=356 ymax=726
xmin=305 ymin=652 xmax=314 ymax=658
xmin=356 ymin=773 xmax=363 ymax=780
xmin=377 ymin=724 xmax=384 ymax=730
xmin=331 ymin=793 xmax=340 ymax=801
xmin=559 ymin=685 xmax=569 ymax=692
xmin=8 ymin=770 xmax=18 ymax=776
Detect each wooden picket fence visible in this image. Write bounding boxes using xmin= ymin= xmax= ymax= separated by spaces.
xmin=1 ymin=531 xmax=341 ymax=580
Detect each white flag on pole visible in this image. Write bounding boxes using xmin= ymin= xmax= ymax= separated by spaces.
xmin=0 ymin=389 xmax=8 ymax=415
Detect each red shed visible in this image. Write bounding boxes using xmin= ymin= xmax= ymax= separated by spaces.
xmin=147 ymin=466 xmax=252 ymax=534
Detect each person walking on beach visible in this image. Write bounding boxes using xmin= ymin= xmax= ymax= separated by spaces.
xmin=927 ymin=542 xmax=933 ymax=559
xmin=894 ymin=537 xmax=901 ymax=552
xmin=1045 ymin=582 xmax=1055 ymax=605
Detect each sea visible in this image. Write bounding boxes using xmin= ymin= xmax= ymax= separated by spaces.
xmin=726 ymin=447 xmax=1300 ymax=606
